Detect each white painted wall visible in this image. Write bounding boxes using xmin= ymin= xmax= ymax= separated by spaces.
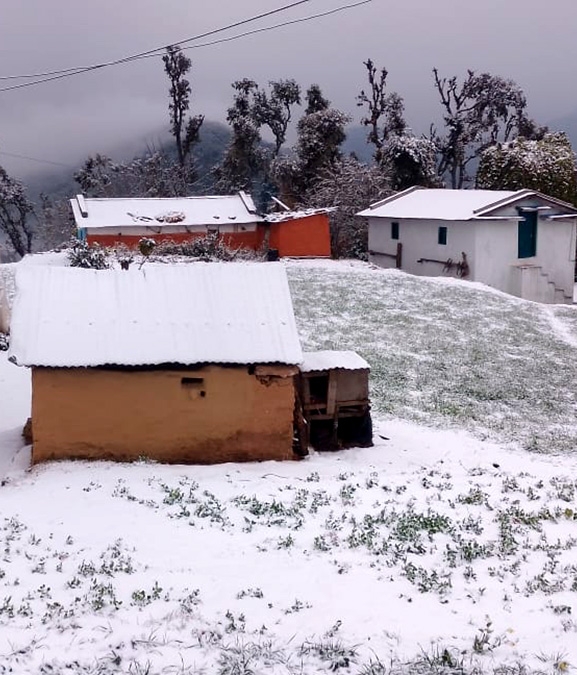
xmin=472 ymin=220 xmax=518 ymax=292
xmin=474 ymin=195 xmax=576 ymax=302
xmin=368 ymin=218 xmax=476 ymax=279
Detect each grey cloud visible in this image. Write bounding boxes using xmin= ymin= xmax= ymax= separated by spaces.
xmin=1 ymin=0 xmax=577 ymax=177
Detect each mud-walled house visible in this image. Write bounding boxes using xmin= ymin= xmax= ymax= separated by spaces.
xmin=8 ymin=263 xmax=303 ymax=464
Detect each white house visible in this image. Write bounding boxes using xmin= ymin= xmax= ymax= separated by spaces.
xmin=358 ymin=187 xmax=577 ymax=304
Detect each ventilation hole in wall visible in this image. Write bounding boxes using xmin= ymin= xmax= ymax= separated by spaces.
xmin=181 ymin=377 xmax=204 ymax=387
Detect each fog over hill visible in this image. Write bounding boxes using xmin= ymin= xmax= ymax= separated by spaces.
xmin=22 ymin=120 xmax=232 ymax=202
xmin=20 ymin=105 xmax=577 ymax=206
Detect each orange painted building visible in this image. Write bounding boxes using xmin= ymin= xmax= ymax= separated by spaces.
xmin=267 ymin=211 xmax=332 ymax=258
xmin=70 ymin=193 xmax=332 ymax=258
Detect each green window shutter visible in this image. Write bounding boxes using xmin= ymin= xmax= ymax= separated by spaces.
xmin=438 ymin=226 xmax=447 ymax=245
xmin=391 ymin=222 xmax=399 ymax=240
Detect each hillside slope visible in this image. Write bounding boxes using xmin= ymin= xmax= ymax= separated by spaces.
xmin=1 ymin=262 xmax=577 ymax=673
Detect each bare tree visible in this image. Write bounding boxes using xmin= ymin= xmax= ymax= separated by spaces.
xmin=0 ymin=165 xmax=34 ymax=258
xmin=37 ymin=194 xmax=76 ymax=249
xmin=357 ymin=59 xmax=406 ymax=165
xmin=432 ymin=68 xmax=530 ymax=188
xmin=163 ymin=45 xmax=204 ymax=168
xmin=75 ymin=151 xmax=196 ymax=198
xmin=303 ymin=156 xmax=391 ymax=258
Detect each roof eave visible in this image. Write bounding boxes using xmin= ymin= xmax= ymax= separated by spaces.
xmin=474 ymin=189 xmax=577 ymax=218
xmin=364 ymin=185 xmax=422 ymax=212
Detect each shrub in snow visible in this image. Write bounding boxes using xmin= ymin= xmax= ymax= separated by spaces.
xmin=113 ymin=243 xmax=134 ymax=270
xmin=67 ymin=239 xmax=110 ymax=270
xmin=138 ymin=237 xmax=156 ymax=257
xmin=153 ymin=232 xmax=263 ymax=262
xmin=477 ymin=132 xmax=577 ymax=203
xmin=0 ymin=332 xmax=8 ymax=351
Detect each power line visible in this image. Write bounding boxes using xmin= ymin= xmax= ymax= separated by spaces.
xmin=135 ymin=1 xmax=374 ymax=63
xmin=0 ymin=0 xmax=319 ymax=82
xmin=0 ymin=0 xmax=370 ymax=92
xmin=0 ymin=150 xmax=73 ymax=168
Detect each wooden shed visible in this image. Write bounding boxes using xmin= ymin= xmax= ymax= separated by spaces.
xmin=8 ymin=263 xmax=304 ymax=465
xmin=295 ymin=351 xmax=373 ymax=452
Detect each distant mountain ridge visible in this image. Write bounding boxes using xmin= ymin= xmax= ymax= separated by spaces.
xmin=19 ymin=108 xmax=577 ymax=206
xmin=23 ymin=120 xmax=232 ymax=203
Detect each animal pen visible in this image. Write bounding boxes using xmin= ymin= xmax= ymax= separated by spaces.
xmin=295 ymin=351 xmax=373 ymax=453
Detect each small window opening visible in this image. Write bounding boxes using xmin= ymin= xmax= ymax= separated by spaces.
xmin=181 ymin=377 xmax=206 ymax=398
xmin=438 ymin=226 xmax=447 ymax=245
xmin=391 ymin=221 xmax=399 ymax=240
xmin=308 ymin=375 xmax=329 ymax=405
xmin=181 ymin=377 xmax=204 ymax=386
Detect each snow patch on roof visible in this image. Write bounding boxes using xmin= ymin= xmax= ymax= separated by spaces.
xmin=300 ymin=350 xmax=369 ymax=372
xmin=265 ymin=208 xmax=335 ymax=223
xmin=9 ymin=263 xmax=303 ymax=368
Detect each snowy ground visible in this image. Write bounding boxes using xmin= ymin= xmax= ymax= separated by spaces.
xmin=1 ymin=261 xmax=577 ymax=674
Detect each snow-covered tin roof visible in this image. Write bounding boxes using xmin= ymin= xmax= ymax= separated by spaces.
xmin=357 ymin=187 xmax=577 ymax=221
xmin=264 ymin=208 xmax=336 ymax=223
xmin=71 ymin=191 xmax=263 ymax=230
xmin=300 ymin=350 xmax=370 ymax=373
xmin=9 ymin=263 xmax=303 ymax=368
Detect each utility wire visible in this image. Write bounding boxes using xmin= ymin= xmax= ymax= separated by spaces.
xmin=0 ymin=0 xmax=371 ymax=92
xmin=0 ymin=0 xmax=373 ymax=168
xmin=0 ymin=0 xmax=319 ymax=82
xmin=0 ymin=150 xmax=73 ymax=168
xmin=133 ymin=1 xmax=374 ymax=63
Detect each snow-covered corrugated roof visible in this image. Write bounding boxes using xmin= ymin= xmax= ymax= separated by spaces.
xmin=265 ymin=208 xmax=335 ymax=223
xmin=71 ymin=191 xmax=263 ymax=230
xmin=357 ymin=187 xmax=524 ymax=221
xmin=9 ymin=263 xmax=303 ymax=368
xmin=300 ymin=350 xmax=369 ymax=372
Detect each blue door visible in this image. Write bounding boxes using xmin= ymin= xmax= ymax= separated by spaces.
xmin=518 ymin=211 xmax=537 ymax=258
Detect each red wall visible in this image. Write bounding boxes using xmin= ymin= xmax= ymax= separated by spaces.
xmin=268 ymin=214 xmax=331 ymax=257
xmin=86 ymin=214 xmax=331 ymax=258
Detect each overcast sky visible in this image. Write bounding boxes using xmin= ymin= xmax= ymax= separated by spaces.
xmin=2 ymin=0 xmax=577 ymax=179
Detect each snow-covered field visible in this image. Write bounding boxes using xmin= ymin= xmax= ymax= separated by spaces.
xmin=1 ymin=260 xmax=577 ymax=674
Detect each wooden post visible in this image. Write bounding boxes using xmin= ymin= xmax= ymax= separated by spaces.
xmin=396 ymin=242 xmax=403 ymax=269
